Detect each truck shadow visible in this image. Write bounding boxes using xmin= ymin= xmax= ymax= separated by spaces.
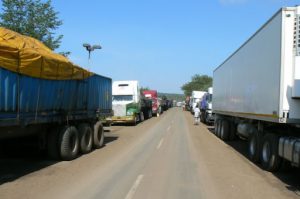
xmin=206 ymin=126 xmax=300 ymax=196
xmin=0 ymin=134 xmax=119 ymax=186
xmin=0 ymin=137 xmax=58 ymax=185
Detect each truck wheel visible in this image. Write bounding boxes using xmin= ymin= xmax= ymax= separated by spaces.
xmin=217 ymin=120 xmax=222 ymax=137
xmin=47 ymin=128 xmax=60 ymax=160
xmin=214 ymin=119 xmax=218 ymax=135
xmin=220 ymin=120 xmax=229 ymax=140
xmin=93 ymin=121 xmax=104 ymax=148
xmin=148 ymin=110 xmax=152 ymax=118
xmin=140 ymin=112 xmax=144 ymax=122
xmin=200 ymin=112 xmax=204 ymax=123
xmin=248 ymin=131 xmax=262 ymax=163
xmin=59 ymin=126 xmax=79 ymax=161
xmin=261 ymin=134 xmax=282 ymax=172
xmin=78 ymin=123 xmax=93 ymax=154
xmin=229 ymin=122 xmax=237 ymax=141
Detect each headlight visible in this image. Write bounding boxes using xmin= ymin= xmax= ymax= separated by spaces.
xmin=126 ymin=110 xmax=134 ymax=116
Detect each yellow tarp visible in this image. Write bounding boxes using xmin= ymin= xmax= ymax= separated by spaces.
xmin=0 ymin=27 xmax=92 ymax=80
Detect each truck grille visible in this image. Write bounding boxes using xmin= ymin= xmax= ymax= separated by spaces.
xmin=113 ymin=104 xmax=126 ymax=116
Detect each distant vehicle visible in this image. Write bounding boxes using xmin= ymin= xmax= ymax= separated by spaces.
xmin=161 ymin=96 xmax=169 ymax=111
xmin=213 ymin=6 xmax=300 ymax=172
xmin=176 ymin=102 xmax=183 ymax=107
xmin=0 ymin=27 xmax=112 ymax=161
xmin=190 ymin=91 xmax=206 ymax=113
xmin=200 ymin=87 xmax=214 ymax=124
xmin=185 ymin=96 xmax=191 ymax=111
xmin=111 ymin=81 xmax=152 ymax=125
xmin=143 ymin=90 xmax=162 ymax=117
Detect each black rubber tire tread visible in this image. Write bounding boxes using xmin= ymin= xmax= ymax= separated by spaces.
xmin=261 ymin=133 xmax=282 ymax=172
xmin=140 ymin=112 xmax=144 ymax=122
xmin=229 ymin=122 xmax=237 ymax=141
xmin=47 ymin=128 xmax=60 ymax=160
xmin=78 ymin=123 xmax=93 ymax=154
xmin=217 ymin=120 xmax=222 ymax=137
xmin=214 ymin=119 xmax=218 ymax=135
xmin=248 ymin=131 xmax=262 ymax=163
xmin=93 ymin=121 xmax=104 ymax=148
xmin=59 ymin=126 xmax=79 ymax=161
xmin=220 ymin=120 xmax=230 ymax=140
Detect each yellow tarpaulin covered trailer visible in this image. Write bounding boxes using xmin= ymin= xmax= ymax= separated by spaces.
xmin=0 ymin=27 xmax=92 ymax=80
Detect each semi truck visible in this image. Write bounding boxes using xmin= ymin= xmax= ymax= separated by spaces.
xmin=143 ymin=90 xmax=162 ymax=117
xmin=0 ymin=28 xmax=112 ymax=161
xmin=213 ymin=6 xmax=300 ymax=172
xmin=200 ymin=87 xmax=214 ymax=124
xmin=111 ymin=81 xmax=152 ymax=125
xmin=190 ymin=91 xmax=206 ymax=114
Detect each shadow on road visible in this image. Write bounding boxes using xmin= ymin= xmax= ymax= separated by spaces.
xmin=206 ymin=125 xmax=300 ymax=195
xmin=0 ymin=133 xmax=120 ymax=186
xmin=0 ymin=137 xmax=58 ymax=185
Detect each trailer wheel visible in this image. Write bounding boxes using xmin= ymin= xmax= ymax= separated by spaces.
xmin=93 ymin=121 xmax=104 ymax=148
xmin=261 ymin=134 xmax=282 ymax=172
xmin=47 ymin=128 xmax=60 ymax=160
xmin=78 ymin=123 xmax=93 ymax=154
xmin=217 ymin=120 xmax=222 ymax=137
xmin=214 ymin=119 xmax=218 ymax=135
xmin=220 ymin=120 xmax=230 ymax=140
xmin=248 ymin=131 xmax=262 ymax=163
xmin=229 ymin=122 xmax=237 ymax=141
xmin=59 ymin=126 xmax=79 ymax=161
xmin=148 ymin=110 xmax=152 ymax=119
xmin=140 ymin=112 xmax=144 ymax=122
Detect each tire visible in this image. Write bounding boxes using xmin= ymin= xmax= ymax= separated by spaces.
xmin=217 ymin=120 xmax=222 ymax=137
xmin=59 ymin=126 xmax=79 ymax=161
xmin=220 ymin=120 xmax=230 ymax=140
xmin=140 ymin=112 xmax=144 ymax=122
xmin=229 ymin=122 xmax=237 ymax=141
xmin=149 ymin=110 xmax=152 ymax=118
xmin=47 ymin=128 xmax=60 ymax=160
xmin=200 ymin=112 xmax=205 ymax=123
xmin=78 ymin=123 xmax=93 ymax=154
xmin=214 ymin=119 xmax=218 ymax=135
xmin=261 ymin=134 xmax=282 ymax=172
xmin=248 ymin=131 xmax=262 ymax=163
xmin=93 ymin=121 xmax=104 ymax=148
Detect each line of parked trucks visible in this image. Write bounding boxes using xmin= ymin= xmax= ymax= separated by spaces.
xmin=0 ymin=28 xmax=173 ymax=161
xmin=2 ymin=6 xmax=300 ymax=176
xmin=186 ymin=6 xmax=300 ymax=173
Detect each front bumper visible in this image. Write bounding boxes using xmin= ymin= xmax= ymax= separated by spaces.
xmin=110 ymin=116 xmax=135 ymax=123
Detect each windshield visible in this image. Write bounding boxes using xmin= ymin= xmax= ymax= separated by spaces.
xmin=112 ymin=95 xmax=133 ymax=102
xmin=207 ymin=94 xmax=212 ymax=103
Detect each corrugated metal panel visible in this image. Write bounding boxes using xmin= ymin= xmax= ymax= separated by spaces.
xmin=0 ymin=67 xmax=112 ymax=126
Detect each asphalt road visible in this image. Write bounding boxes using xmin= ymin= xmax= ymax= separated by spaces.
xmin=0 ymin=108 xmax=300 ymax=199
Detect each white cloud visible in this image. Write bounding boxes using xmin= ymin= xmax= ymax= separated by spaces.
xmin=219 ymin=0 xmax=247 ymax=5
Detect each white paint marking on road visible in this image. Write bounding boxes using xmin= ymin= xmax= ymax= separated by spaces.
xmin=156 ymin=138 xmax=164 ymax=149
xmin=125 ymin=174 xmax=144 ymax=199
xmin=167 ymin=126 xmax=171 ymax=131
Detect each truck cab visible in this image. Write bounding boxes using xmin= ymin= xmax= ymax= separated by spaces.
xmin=190 ymin=91 xmax=206 ymax=114
xmin=200 ymin=87 xmax=214 ymax=124
xmin=112 ymin=81 xmax=141 ymax=124
xmin=143 ymin=90 xmax=162 ymax=117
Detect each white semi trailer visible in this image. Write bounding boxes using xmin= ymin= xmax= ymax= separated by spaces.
xmin=213 ymin=6 xmax=300 ymax=172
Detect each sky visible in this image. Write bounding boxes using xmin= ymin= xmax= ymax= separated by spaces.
xmin=23 ymin=1 xmax=300 ymax=93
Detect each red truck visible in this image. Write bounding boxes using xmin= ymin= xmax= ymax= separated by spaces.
xmin=143 ymin=90 xmax=162 ymax=117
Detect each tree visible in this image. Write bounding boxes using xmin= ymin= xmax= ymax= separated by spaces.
xmin=181 ymin=74 xmax=212 ymax=96
xmin=0 ymin=0 xmax=63 ymax=50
